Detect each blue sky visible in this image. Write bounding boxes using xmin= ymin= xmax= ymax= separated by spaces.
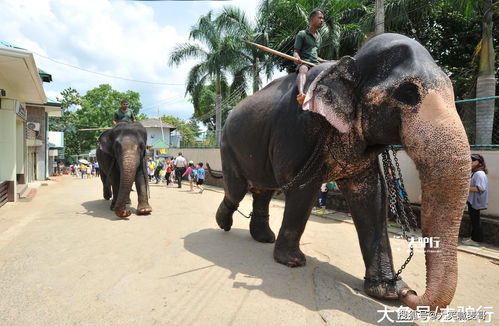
xmin=0 ymin=0 xmax=261 ymax=121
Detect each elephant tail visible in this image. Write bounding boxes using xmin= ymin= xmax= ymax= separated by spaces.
xmin=206 ymin=163 xmax=223 ymax=179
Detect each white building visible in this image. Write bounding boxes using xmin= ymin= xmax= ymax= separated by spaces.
xmin=139 ymin=118 xmax=176 ymax=158
xmin=0 ymin=41 xmax=61 ymax=206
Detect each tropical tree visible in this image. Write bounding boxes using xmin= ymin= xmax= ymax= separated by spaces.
xmin=451 ymin=0 xmax=497 ymax=144
xmin=169 ymin=11 xmax=244 ymax=146
xmin=51 ymin=87 xmax=83 ymax=160
xmin=216 ymin=6 xmax=274 ymax=93
xmin=160 ymin=115 xmax=199 ymax=147
xmin=258 ymin=0 xmax=368 ymax=72
xmin=74 ymin=84 xmax=143 ymax=153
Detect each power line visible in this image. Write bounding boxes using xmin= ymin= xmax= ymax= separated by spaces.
xmin=32 ymin=51 xmax=184 ymax=86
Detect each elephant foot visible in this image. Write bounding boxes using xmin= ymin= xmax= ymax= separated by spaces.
xmin=364 ymin=277 xmax=412 ymax=300
xmin=137 ymin=203 xmax=152 ymax=215
xmin=110 ymin=201 xmax=116 ymax=210
xmin=250 ymin=217 xmax=275 ymax=243
xmin=115 ymin=209 xmax=132 ymax=218
xmin=273 ymin=244 xmax=306 ymax=267
xmin=216 ymin=199 xmax=235 ymax=231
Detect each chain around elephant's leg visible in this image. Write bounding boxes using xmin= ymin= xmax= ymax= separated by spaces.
xmin=250 ymin=190 xmax=275 ymax=243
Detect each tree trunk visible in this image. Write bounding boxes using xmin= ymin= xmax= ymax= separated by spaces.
xmin=253 ymin=57 xmax=260 ymax=94
xmin=375 ymin=0 xmax=384 ymax=35
xmin=215 ymin=73 xmax=222 ymax=147
xmin=475 ymin=75 xmax=497 ymax=144
xmin=475 ymin=1 xmax=496 ymax=145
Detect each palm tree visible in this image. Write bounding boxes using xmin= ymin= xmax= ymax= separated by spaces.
xmin=169 ymin=11 xmax=243 ymax=146
xmin=257 ymin=0 xmax=368 ymax=72
xmin=463 ymin=0 xmax=497 ymax=144
xmin=216 ymin=6 xmax=274 ymax=93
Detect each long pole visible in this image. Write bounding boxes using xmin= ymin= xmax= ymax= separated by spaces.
xmin=244 ymin=41 xmax=316 ymax=67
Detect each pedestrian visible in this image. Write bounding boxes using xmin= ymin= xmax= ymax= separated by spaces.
xmin=182 ymin=161 xmax=196 ymax=192
xmin=164 ymin=159 xmax=173 ymax=187
xmin=174 ymin=152 xmax=187 ymax=188
xmin=196 ymin=162 xmax=205 ymax=194
xmin=293 ymin=9 xmax=335 ymax=104
xmin=112 ymin=100 xmax=136 ymax=125
xmin=86 ymin=164 xmax=92 ymax=179
xmin=155 ymin=159 xmax=164 ymax=184
xmin=314 ymin=183 xmax=329 ymax=215
xmin=148 ymin=159 xmax=155 ymax=182
xmin=80 ymin=164 xmax=86 ymax=179
xmin=94 ymin=161 xmax=100 ymax=177
xmin=462 ymin=154 xmax=489 ymax=246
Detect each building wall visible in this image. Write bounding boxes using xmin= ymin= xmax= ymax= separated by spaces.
xmin=146 ymin=127 xmax=171 ymax=147
xmin=26 ymin=106 xmax=47 ymax=181
xmin=0 ymin=98 xmax=19 ymax=200
xmin=183 ymin=148 xmax=499 ymax=216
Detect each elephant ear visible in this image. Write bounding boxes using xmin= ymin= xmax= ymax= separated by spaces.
xmin=302 ymin=56 xmax=358 ymax=134
xmin=98 ymin=130 xmax=114 ymax=155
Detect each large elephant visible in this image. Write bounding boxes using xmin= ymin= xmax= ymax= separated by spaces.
xmin=96 ymin=122 xmax=152 ymax=218
xmin=215 ymin=33 xmax=470 ymax=310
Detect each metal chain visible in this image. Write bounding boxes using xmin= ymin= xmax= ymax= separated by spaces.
xmin=280 ymin=128 xmax=328 ymax=193
xmin=381 ymin=146 xmax=418 ymax=279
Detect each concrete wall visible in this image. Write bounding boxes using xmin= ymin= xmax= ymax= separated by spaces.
xmin=0 ymin=98 xmax=19 ymax=200
xmin=183 ymin=148 xmax=499 ymax=216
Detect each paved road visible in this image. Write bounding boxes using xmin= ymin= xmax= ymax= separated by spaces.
xmin=0 ymin=176 xmax=497 ymax=325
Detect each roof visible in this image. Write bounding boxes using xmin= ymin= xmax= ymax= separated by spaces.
xmin=152 ymin=139 xmax=169 ymax=149
xmin=139 ymin=118 xmax=176 ymax=130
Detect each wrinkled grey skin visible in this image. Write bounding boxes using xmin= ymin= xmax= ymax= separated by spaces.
xmin=96 ymin=122 xmax=152 ymax=218
xmin=214 ymin=33 xmax=470 ymax=310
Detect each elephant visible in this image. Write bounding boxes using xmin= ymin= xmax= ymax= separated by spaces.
xmin=96 ymin=122 xmax=152 ymax=218
xmin=214 ymin=33 xmax=470 ymax=310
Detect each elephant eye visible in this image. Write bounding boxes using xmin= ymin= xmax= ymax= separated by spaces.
xmin=393 ymin=82 xmax=421 ymax=106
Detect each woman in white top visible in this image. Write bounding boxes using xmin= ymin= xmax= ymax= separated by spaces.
xmin=462 ymin=154 xmax=488 ymax=246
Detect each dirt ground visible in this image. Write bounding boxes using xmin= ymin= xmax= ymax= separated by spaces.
xmin=0 ymin=175 xmax=497 ymax=326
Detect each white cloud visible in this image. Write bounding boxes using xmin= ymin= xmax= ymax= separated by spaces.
xmin=0 ymin=0 xmax=194 ymax=118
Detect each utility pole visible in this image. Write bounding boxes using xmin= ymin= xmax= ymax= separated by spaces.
xmin=375 ymin=0 xmax=385 ymax=35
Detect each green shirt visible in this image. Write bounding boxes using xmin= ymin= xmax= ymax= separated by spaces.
xmin=294 ymin=29 xmax=322 ymax=65
xmin=113 ymin=109 xmax=135 ymax=123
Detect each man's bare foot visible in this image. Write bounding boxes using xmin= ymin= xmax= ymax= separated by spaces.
xmin=297 ymin=93 xmax=305 ymax=105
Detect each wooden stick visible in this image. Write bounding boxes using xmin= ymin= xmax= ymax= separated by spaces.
xmin=244 ymin=40 xmax=316 ymax=67
xmin=78 ymin=127 xmax=112 ymax=131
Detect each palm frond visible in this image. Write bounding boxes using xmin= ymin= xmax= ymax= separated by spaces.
xmin=168 ymin=43 xmax=207 ymax=67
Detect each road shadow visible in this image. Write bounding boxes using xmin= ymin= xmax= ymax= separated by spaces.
xmin=80 ymin=199 xmax=131 ymax=221
xmin=183 ymin=228 xmax=415 ymax=325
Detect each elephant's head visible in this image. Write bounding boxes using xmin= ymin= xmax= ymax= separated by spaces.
xmin=99 ymin=122 xmax=148 ymax=218
xmin=303 ymin=34 xmax=470 ymax=310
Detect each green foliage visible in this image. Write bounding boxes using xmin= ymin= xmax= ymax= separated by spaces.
xmin=160 ymin=115 xmax=199 ymax=147
xmin=50 ymin=85 xmax=146 ymax=160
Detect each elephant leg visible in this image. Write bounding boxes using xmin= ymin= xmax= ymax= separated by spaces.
xmin=109 ymin=169 xmax=121 ymax=211
xmin=135 ymin=165 xmax=152 ymax=215
xmin=100 ymin=172 xmax=112 ymax=200
xmin=216 ymin=170 xmax=248 ymax=231
xmin=274 ymin=181 xmax=321 ymax=267
xmin=250 ymin=189 xmax=275 ymax=243
xmin=336 ymin=161 xmax=408 ymax=300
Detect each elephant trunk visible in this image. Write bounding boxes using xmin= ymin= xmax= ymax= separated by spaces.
xmin=114 ymin=150 xmax=140 ymax=217
xmin=399 ymin=86 xmax=470 ymax=310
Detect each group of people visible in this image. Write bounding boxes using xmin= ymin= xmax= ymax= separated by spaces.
xmin=70 ymin=162 xmax=100 ymax=179
xmin=146 ymin=152 xmax=205 ymax=193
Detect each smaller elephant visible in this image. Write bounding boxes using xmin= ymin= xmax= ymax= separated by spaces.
xmin=96 ymin=122 xmax=152 ymax=218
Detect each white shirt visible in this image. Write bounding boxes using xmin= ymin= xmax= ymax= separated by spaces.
xmin=175 ymin=156 xmax=187 ymax=168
